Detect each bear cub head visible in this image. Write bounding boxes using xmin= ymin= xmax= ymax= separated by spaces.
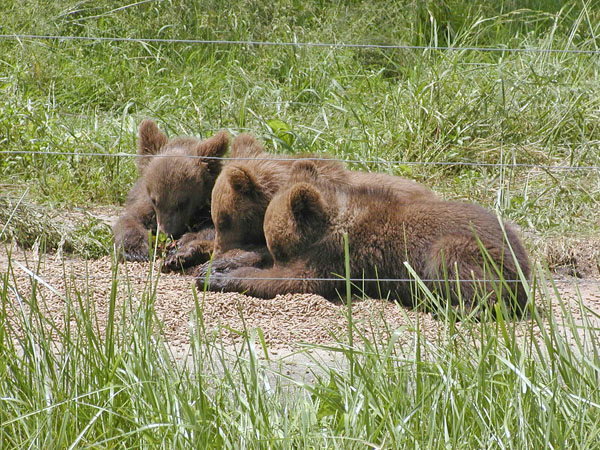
xmin=138 ymin=119 xmax=229 ymax=239
xmin=210 ymin=133 xmax=288 ymax=255
xmin=263 ymin=160 xmax=335 ymax=264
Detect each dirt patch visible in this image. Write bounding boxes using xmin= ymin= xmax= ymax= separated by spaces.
xmin=1 ymin=246 xmax=437 ymax=350
xmin=2 ymin=244 xmax=600 ymax=361
xmin=529 ymin=234 xmax=600 ymax=278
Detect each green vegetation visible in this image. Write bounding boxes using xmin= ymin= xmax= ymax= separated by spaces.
xmin=1 ymin=0 xmax=599 ymax=252
xmin=2 ymin=254 xmax=600 ymax=448
xmin=0 ymin=195 xmax=113 ymax=258
xmin=1 ymin=1 xmax=600 ymax=447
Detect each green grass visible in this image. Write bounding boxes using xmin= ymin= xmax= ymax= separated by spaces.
xmin=1 ymin=0 xmax=599 ymax=244
xmin=1 ymin=248 xmax=600 ymax=448
xmin=1 ymin=1 xmax=600 ymax=447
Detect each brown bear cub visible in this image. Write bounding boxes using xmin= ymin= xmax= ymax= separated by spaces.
xmin=112 ymin=119 xmax=229 ymax=266
xmin=202 ymin=161 xmax=531 ymax=317
xmin=195 ymin=133 xmax=435 ymax=277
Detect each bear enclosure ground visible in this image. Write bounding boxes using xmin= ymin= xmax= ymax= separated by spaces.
xmin=2 ymin=233 xmax=600 ymax=356
xmin=2 ymin=1 xmax=600 ymax=447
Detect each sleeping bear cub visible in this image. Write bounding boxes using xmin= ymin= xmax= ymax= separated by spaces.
xmin=196 ymin=133 xmax=435 ymax=276
xmin=113 ymin=119 xmax=228 ymax=266
xmin=202 ymin=160 xmax=531 ymax=317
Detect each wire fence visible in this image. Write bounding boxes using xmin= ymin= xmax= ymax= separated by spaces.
xmin=1 ymin=32 xmax=599 ymax=289
xmin=4 ymin=258 xmax=591 ymax=286
xmin=2 ymin=33 xmax=600 ymax=55
xmin=2 ymin=32 xmax=600 ymax=173
xmin=2 ymin=150 xmax=600 ymax=172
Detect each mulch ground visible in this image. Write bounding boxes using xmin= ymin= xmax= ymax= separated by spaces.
xmin=2 ymin=245 xmax=600 ymax=357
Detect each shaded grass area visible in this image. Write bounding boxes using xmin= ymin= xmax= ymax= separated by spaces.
xmin=1 ymin=0 xmax=599 ymax=245
xmin=1 ymin=248 xmax=600 ymax=448
xmin=0 ymin=195 xmax=112 ymax=258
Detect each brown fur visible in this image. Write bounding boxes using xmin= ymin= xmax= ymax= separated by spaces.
xmin=230 ymin=132 xmax=267 ymax=158
xmin=162 ymin=227 xmax=216 ymax=271
xmin=196 ymin=135 xmax=435 ymax=277
xmin=204 ymin=166 xmax=531 ymax=317
xmin=113 ymin=119 xmax=229 ymax=263
xmin=199 ymin=133 xmax=298 ymax=272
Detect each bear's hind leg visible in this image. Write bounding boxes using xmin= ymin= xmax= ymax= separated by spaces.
xmin=424 ymin=234 xmax=501 ymax=317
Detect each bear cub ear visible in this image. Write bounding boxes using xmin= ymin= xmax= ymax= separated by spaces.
xmin=289 ymin=183 xmax=326 ymax=221
xmin=290 ymin=160 xmax=320 ymax=183
xmin=194 ymin=130 xmax=230 ymax=173
xmin=230 ymin=133 xmax=266 ymax=158
xmin=228 ymin=166 xmax=258 ymax=194
xmin=137 ymin=119 xmax=168 ymax=173
xmin=194 ymin=130 xmax=229 ymax=158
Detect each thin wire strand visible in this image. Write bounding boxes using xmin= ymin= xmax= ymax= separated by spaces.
xmin=2 ymin=255 xmax=592 ymax=285
xmin=9 ymin=268 xmax=596 ymax=285
xmin=2 ymin=36 xmax=597 ymax=288
xmin=193 ymin=276 xmax=530 ymax=284
xmin=2 ymin=150 xmax=599 ymax=171
xmin=2 ymin=33 xmax=600 ymax=55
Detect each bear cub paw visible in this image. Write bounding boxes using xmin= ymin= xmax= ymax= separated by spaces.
xmin=162 ymin=232 xmax=214 ymax=273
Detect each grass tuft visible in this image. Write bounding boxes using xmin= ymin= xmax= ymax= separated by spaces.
xmin=2 ymin=249 xmax=600 ymax=447
xmin=0 ymin=195 xmax=112 ymax=258
xmin=1 ymin=1 xmax=600 ymax=446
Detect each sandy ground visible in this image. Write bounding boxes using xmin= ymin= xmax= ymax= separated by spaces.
xmin=2 ymin=244 xmax=600 ymax=362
